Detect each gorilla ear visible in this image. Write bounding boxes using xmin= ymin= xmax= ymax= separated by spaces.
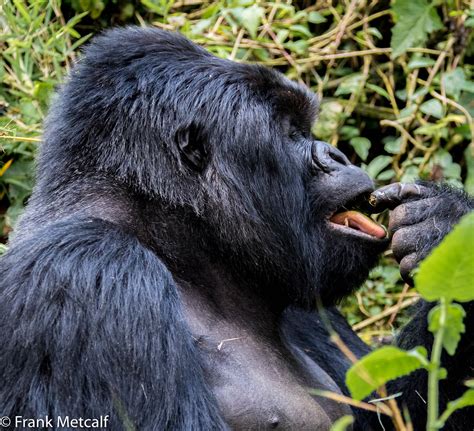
xmin=175 ymin=124 xmax=209 ymax=172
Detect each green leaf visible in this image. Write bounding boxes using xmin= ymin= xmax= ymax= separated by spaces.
xmin=407 ymin=56 xmax=436 ymax=70
xmin=289 ymin=24 xmax=312 ymax=38
xmin=276 ymin=29 xmax=289 ymax=43
xmin=346 ymin=346 xmax=427 ymax=400
xmin=330 ymin=415 xmax=354 ymax=431
xmin=390 ymin=0 xmax=443 ymax=58
xmin=335 ymin=73 xmax=364 ymax=96
xmin=415 ymin=212 xmax=474 ymax=302
xmin=308 ymin=11 xmax=327 ymax=24
xmin=442 ymin=68 xmax=467 ymax=100
xmin=284 ymin=40 xmax=308 ymax=55
xmin=438 ymin=389 xmax=474 ymax=426
xmin=340 ymin=126 xmax=360 ymax=140
xmin=420 ymin=99 xmax=444 ymax=119
xmin=366 ymin=83 xmax=390 ymax=100
xmin=428 ymin=303 xmax=466 ymax=355
xmin=312 ymin=101 xmax=344 ymax=141
xmin=383 ymin=136 xmax=402 ymax=154
xmin=400 ymin=165 xmax=420 ymax=183
xmin=398 ymin=105 xmax=417 ymax=120
xmin=365 ymin=155 xmax=392 ymax=179
xmin=350 ymin=137 xmax=371 ymax=161
xmin=377 ymin=169 xmax=396 ymax=181
xmin=230 ymin=5 xmax=264 ymax=38
xmin=460 ymin=92 xmax=474 ymax=117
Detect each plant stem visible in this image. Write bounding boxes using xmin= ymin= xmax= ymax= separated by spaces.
xmin=427 ymin=298 xmax=447 ymax=430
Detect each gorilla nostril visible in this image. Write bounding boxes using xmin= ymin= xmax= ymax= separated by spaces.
xmin=312 ymin=141 xmax=350 ymax=173
xmin=327 ymin=147 xmax=349 ymax=166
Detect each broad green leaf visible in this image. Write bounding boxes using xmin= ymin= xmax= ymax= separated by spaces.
xmin=400 ymin=165 xmax=420 ymax=183
xmin=308 ymin=11 xmax=327 ymax=24
xmin=420 ymin=99 xmax=444 ymax=119
xmin=230 ymin=5 xmax=264 ymax=38
xmin=340 ymin=126 xmax=360 ymax=140
xmin=365 ymin=155 xmax=392 ymax=179
xmin=366 ymin=83 xmax=390 ymax=100
xmin=415 ymin=212 xmax=474 ymax=302
xmin=398 ymin=105 xmax=417 ymax=120
xmin=428 ymin=303 xmax=466 ymax=355
xmin=330 ymin=415 xmax=354 ymax=431
xmin=427 ymin=150 xmax=461 ymax=181
xmin=349 ymin=137 xmax=371 ymax=161
xmin=346 ymin=346 xmax=427 ymax=400
xmin=289 ymin=24 xmax=312 ymax=38
xmin=284 ymin=40 xmax=308 ymax=55
xmin=377 ymin=169 xmax=396 ymax=181
xmin=335 ymin=73 xmax=364 ymax=96
xmin=442 ymin=68 xmax=466 ymax=100
xmin=383 ymin=136 xmax=402 ymax=154
xmin=407 ymin=56 xmax=436 ymax=70
xmin=276 ymin=29 xmax=289 ymax=43
xmin=190 ymin=19 xmax=213 ymax=35
xmin=390 ymin=0 xmax=443 ymax=58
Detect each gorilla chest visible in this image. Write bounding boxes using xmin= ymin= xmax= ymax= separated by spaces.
xmin=196 ymin=334 xmax=348 ymax=430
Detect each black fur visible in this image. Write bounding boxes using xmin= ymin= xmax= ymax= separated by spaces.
xmin=0 ymin=218 xmax=227 ymax=430
xmin=0 ymin=27 xmax=472 ymax=430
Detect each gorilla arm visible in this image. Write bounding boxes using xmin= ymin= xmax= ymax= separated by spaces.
xmin=0 ymin=218 xmax=227 ymax=431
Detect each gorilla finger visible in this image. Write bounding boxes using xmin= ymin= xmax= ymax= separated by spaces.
xmin=399 ymin=253 xmax=418 ymax=286
xmin=391 ymin=226 xmax=418 ymax=262
xmin=388 ymin=197 xmax=440 ymax=232
xmin=370 ymin=183 xmax=430 ymax=212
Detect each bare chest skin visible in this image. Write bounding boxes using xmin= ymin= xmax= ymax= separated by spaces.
xmin=179 ymin=287 xmax=350 ymax=430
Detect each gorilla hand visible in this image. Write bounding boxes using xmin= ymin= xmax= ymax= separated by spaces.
xmin=371 ymin=182 xmax=473 ymax=284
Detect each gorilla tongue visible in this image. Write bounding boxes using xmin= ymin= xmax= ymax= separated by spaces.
xmin=330 ymin=211 xmax=387 ymax=239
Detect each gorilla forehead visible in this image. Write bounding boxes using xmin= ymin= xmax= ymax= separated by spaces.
xmin=75 ymin=27 xmax=318 ymax=134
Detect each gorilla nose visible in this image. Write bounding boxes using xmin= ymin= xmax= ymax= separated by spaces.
xmin=312 ymin=141 xmax=351 ymax=173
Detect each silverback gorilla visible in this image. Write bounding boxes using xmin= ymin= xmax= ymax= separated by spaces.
xmin=0 ymin=27 xmax=473 ymax=431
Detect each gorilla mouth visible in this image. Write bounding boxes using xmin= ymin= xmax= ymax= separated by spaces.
xmin=328 ymin=194 xmax=387 ymax=240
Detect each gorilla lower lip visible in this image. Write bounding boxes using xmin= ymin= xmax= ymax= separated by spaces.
xmin=330 ymin=211 xmax=387 ymax=239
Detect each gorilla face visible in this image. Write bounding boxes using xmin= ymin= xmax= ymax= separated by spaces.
xmin=189 ymin=69 xmax=389 ymax=307
xmin=42 ymin=28 xmax=389 ymax=309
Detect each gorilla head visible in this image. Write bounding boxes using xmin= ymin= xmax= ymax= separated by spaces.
xmin=31 ymin=27 xmax=388 ymax=309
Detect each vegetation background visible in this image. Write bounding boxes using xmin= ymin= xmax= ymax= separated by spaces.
xmin=1 ymin=0 xmax=473 ymax=340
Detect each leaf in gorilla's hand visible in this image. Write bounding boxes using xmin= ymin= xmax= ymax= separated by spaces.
xmin=415 ymin=213 xmax=474 ymax=302
xmin=390 ymin=0 xmax=443 ymax=58
xmin=428 ymin=303 xmax=466 ymax=355
xmin=346 ymin=346 xmax=427 ymax=400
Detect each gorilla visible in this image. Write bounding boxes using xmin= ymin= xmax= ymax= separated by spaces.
xmin=0 ymin=27 xmax=472 ymax=430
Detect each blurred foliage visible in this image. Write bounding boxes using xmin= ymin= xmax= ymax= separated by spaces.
xmin=1 ymin=0 xmax=473 ymax=333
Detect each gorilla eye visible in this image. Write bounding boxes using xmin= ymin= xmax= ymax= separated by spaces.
xmin=289 ymin=129 xmax=301 ymax=141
